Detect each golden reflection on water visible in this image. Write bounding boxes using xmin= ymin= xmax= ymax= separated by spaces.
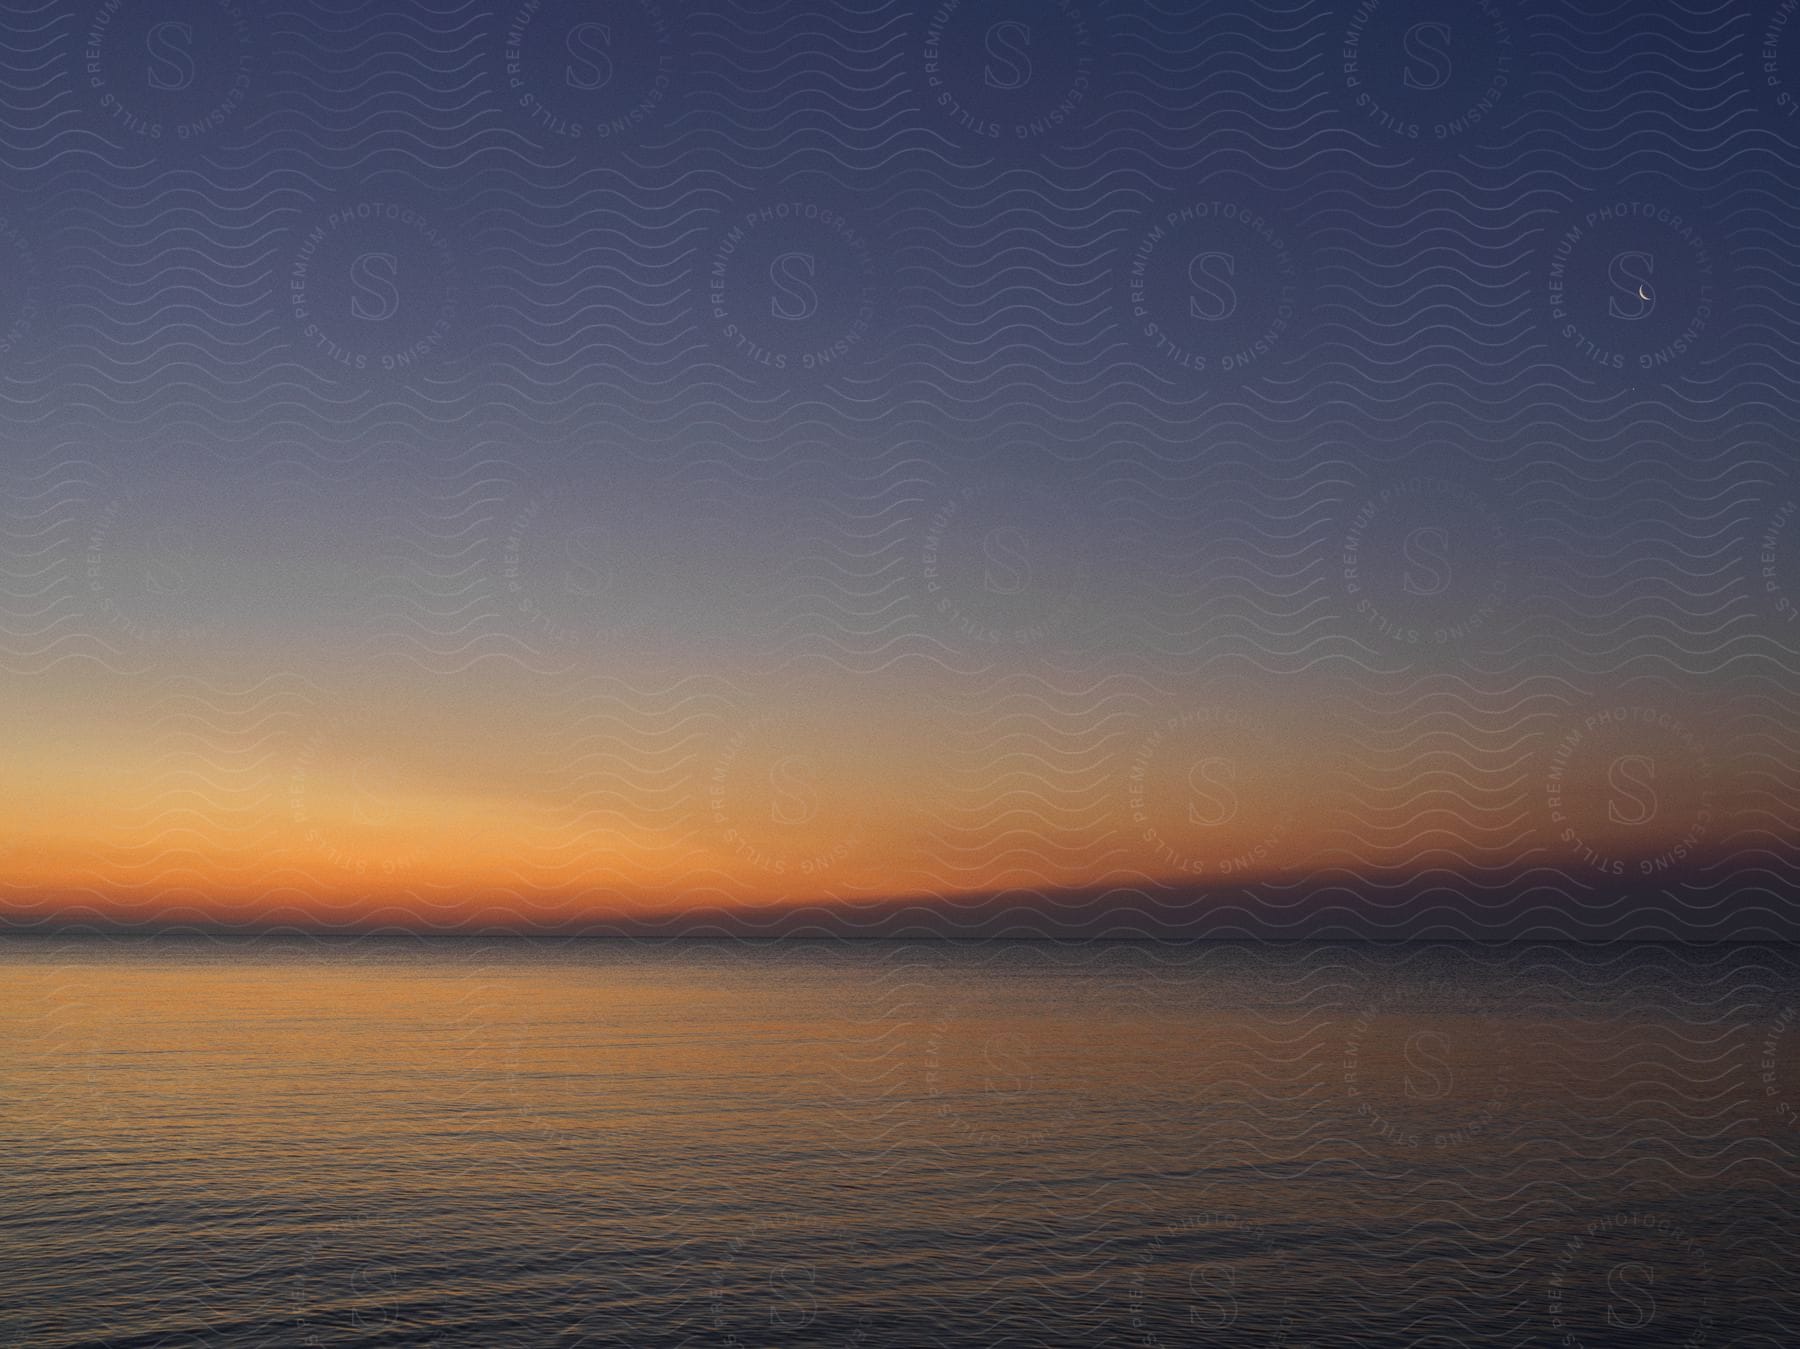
xmin=2 ymin=940 xmax=1796 ymax=1348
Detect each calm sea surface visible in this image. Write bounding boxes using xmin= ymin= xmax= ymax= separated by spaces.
xmin=3 ymin=939 xmax=1798 ymax=1347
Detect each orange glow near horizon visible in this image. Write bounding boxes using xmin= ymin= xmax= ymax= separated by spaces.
xmin=0 ymin=660 xmax=1742 ymax=930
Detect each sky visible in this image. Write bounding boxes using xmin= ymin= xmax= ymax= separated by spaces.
xmin=1 ymin=0 xmax=1798 ymax=938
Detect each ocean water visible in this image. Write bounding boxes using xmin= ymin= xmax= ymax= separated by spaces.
xmin=3 ymin=938 xmax=1797 ymax=1348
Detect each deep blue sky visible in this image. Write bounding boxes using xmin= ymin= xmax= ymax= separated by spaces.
xmin=0 ymin=0 xmax=1797 ymax=939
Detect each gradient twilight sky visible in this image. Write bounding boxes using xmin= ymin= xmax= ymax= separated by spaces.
xmin=1 ymin=0 xmax=1798 ymax=938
